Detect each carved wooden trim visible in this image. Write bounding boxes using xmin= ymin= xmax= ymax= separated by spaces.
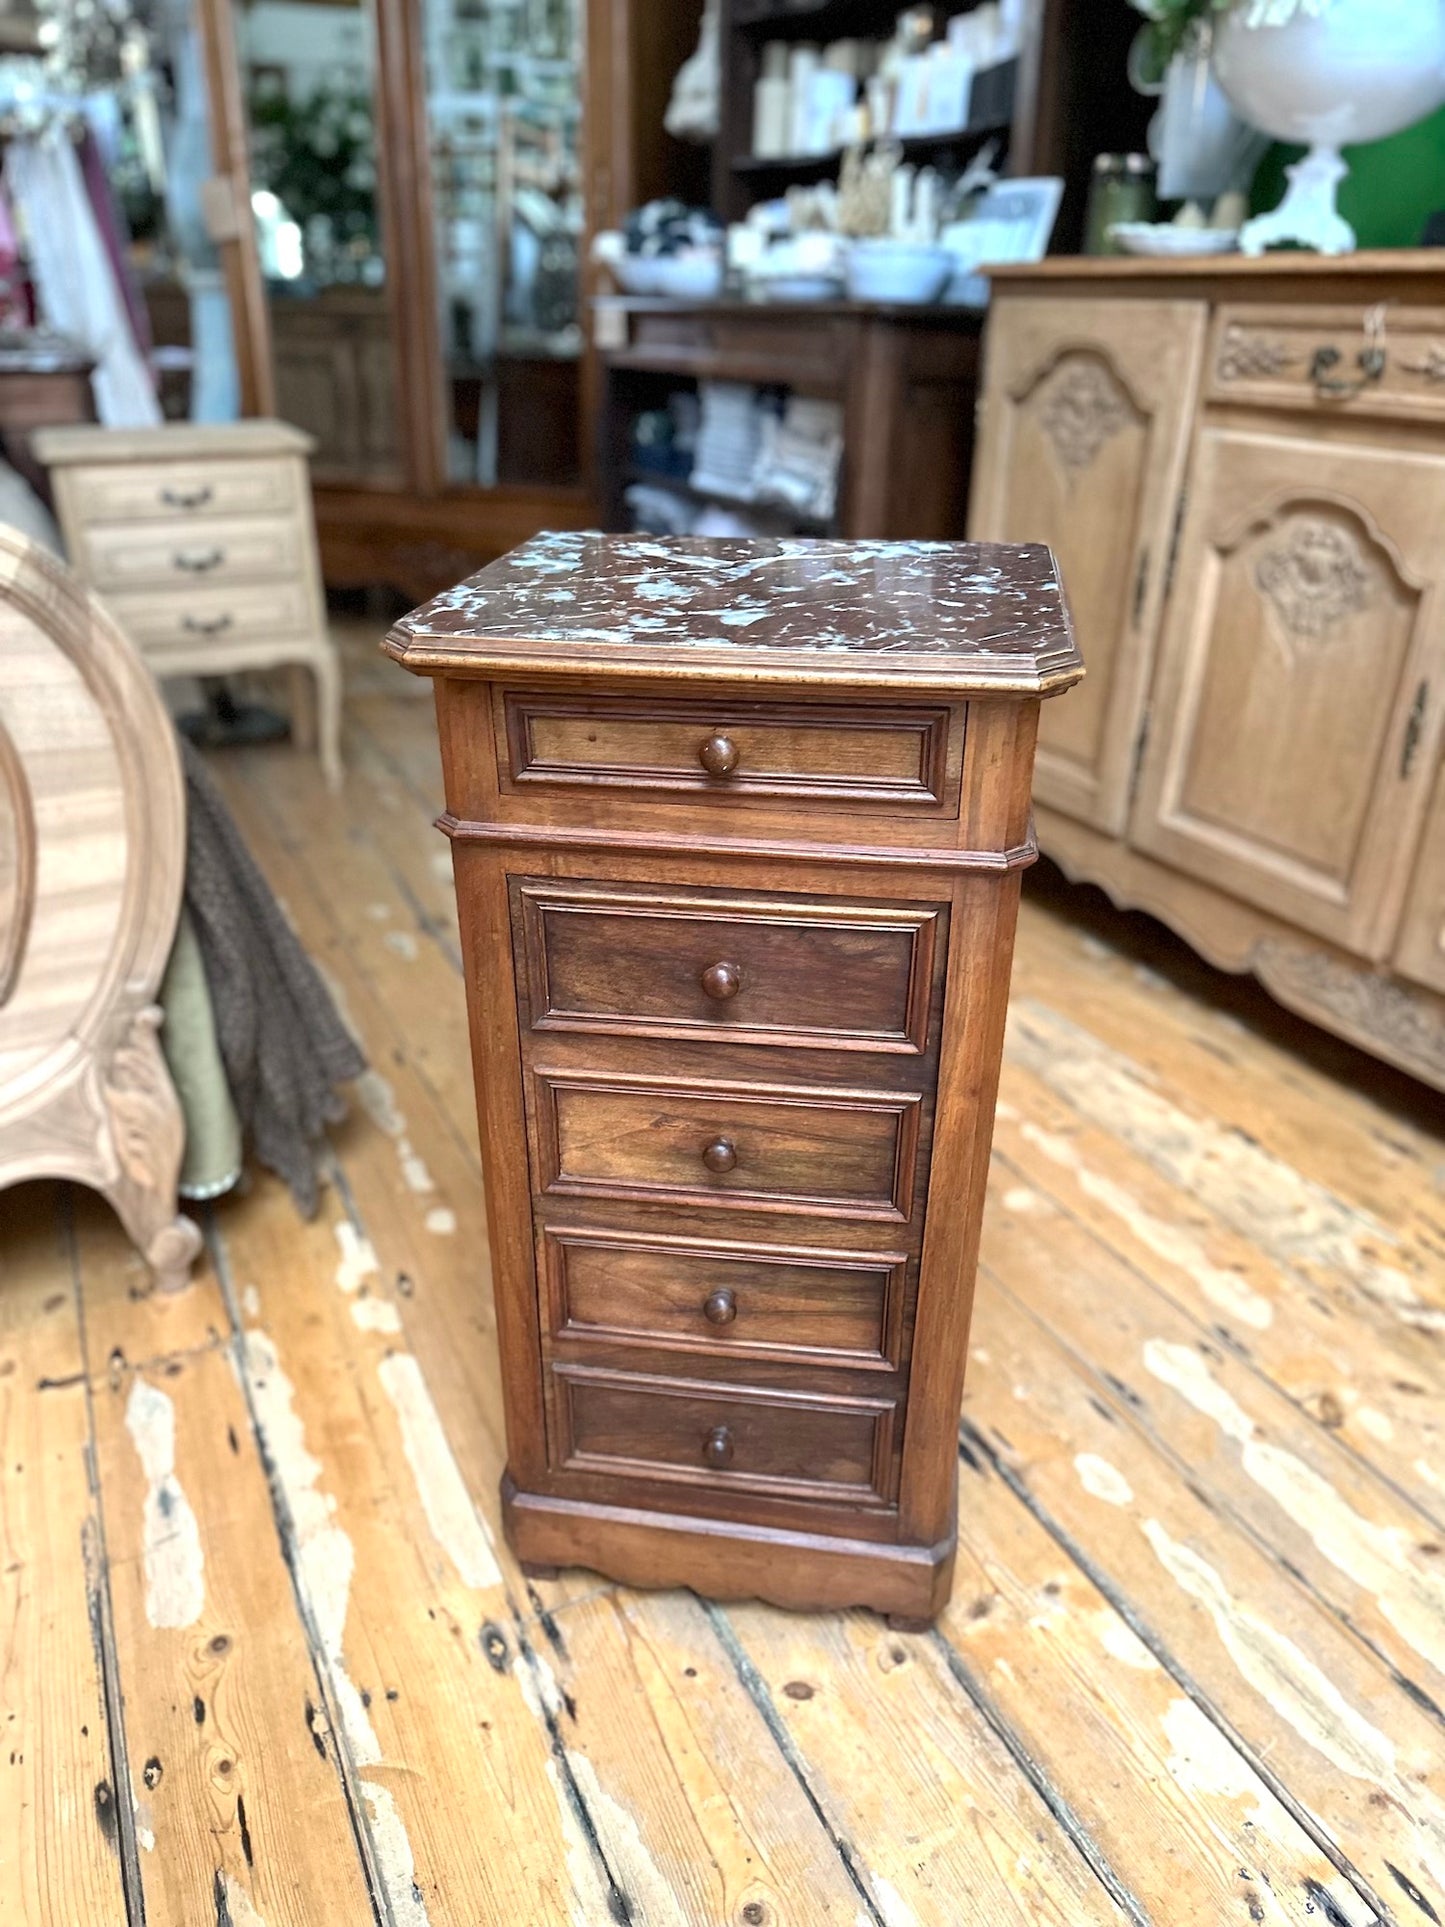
xmin=1253 ymin=940 xmax=1445 ymax=1088
xmin=1036 ymin=354 xmax=1133 ymax=475
xmin=1254 ymin=518 xmax=1375 ymax=645
xmin=0 ymin=531 xmax=199 ymax=1291
xmin=1215 ymin=325 xmax=1297 ymax=382
xmin=0 ymin=709 xmax=34 ymax=1007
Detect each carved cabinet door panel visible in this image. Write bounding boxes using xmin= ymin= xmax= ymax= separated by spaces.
xmin=1395 ymin=761 xmax=1445 ymax=995
xmin=968 ymin=295 xmax=1207 ymax=834
xmin=1130 ymin=423 xmax=1445 ymax=959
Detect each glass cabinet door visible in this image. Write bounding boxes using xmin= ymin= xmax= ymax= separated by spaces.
xmin=230 ymin=0 xmax=400 ymax=484
xmin=420 ymin=0 xmax=583 ymax=488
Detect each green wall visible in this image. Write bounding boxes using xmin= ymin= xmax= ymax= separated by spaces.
xmin=1251 ymin=105 xmax=1445 ymax=247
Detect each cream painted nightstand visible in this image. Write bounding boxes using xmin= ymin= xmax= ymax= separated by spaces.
xmin=36 ymin=419 xmax=342 ymax=789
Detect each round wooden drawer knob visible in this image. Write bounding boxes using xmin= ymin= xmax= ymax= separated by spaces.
xmin=701 ymin=1138 xmax=738 ymax=1174
xmin=703 ymin=1424 xmax=734 ymax=1469
xmin=698 ymin=733 xmax=740 ymax=777
xmin=701 ymin=961 xmax=743 ymax=1001
xmin=703 ymin=1288 xmax=738 ymax=1326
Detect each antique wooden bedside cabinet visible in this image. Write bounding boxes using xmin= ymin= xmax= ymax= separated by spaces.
xmin=386 ymin=534 xmax=1080 ymax=1623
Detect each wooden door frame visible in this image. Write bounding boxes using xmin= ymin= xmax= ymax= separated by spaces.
xmin=194 ymin=0 xmax=275 ymax=418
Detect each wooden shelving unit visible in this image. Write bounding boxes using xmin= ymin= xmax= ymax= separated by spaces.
xmin=711 ymin=0 xmax=1148 ymax=245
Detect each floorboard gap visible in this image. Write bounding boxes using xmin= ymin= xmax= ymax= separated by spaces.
xmin=703 ymin=1601 xmax=890 ymax=1926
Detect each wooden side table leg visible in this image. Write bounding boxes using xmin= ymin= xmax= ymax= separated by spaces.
xmin=288 ymin=663 xmax=317 ymax=751
xmin=313 ymin=647 xmax=344 ymax=792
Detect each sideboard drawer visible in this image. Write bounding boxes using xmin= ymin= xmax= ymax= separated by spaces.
xmin=555 ymin=1364 xmax=895 ymax=1503
xmin=79 ymin=516 xmax=304 ymax=593
xmin=515 ymin=877 xmax=944 ymax=1054
xmin=1209 ymin=304 xmax=1445 ymax=422
xmin=543 ymin=1226 xmax=906 ymax=1367
xmin=499 ymin=690 xmax=958 ymax=811
xmin=67 ymin=457 xmax=299 ymax=523
xmin=533 ymin=1069 xmax=922 ymax=1220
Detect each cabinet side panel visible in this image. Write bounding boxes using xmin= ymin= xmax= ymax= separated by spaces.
xmin=436 ymin=677 xmax=548 ymax=1485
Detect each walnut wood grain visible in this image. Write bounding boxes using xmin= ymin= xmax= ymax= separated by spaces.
xmin=395 ymin=532 xmax=1070 ymax=1620
xmin=514 ymin=876 xmax=944 ymax=1055
xmin=555 ymin=1363 xmax=897 ymax=1506
xmin=542 ymin=1225 xmax=907 ymax=1368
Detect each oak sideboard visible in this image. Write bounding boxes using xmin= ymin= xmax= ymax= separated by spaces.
xmin=969 ymin=251 xmax=1445 ymax=1094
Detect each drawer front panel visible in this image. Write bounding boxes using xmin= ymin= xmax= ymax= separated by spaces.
xmin=1209 ymin=304 xmax=1445 ymax=421
xmin=107 ymin=581 xmax=314 ymax=651
xmin=500 ymin=690 xmax=956 ymax=810
xmin=516 ymin=878 xmax=943 ymax=1054
xmin=80 ymin=516 xmax=304 ymax=592
xmin=544 ymin=1226 xmax=905 ymax=1367
xmin=556 ymin=1365 xmax=895 ymax=1503
xmin=68 ymin=458 xmax=299 ymax=523
xmin=535 ymin=1071 xmax=920 ymax=1220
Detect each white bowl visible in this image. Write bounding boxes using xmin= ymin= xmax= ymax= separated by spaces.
xmin=751 ymin=272 xmax=845 ymax=302
xmin=611 ymin=254 xmax=668 ymax=295
xmin=650 ymin=250 xmax=724 ymax=299
xmin=845 ymin=242 xmax=954 ymax=304
xmin=1110 ymin=222 xmax=1239 ymax=257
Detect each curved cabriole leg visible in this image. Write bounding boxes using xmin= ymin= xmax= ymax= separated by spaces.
xmin=98 ymin=1005 xmax=203 ymax=1294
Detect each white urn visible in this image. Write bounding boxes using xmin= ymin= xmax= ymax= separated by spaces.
xmin=1212 ymin=0 xmax=1445 ymax=253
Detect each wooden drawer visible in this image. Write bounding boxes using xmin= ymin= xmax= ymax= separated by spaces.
xmin=618 ymin=310 xmax=853 ymax=387
xmin=554 ymin=1363 xmax=896 ymax=1504
xmin=66 ymin=457 xmax=299 ymax=523
xmin=78 ymin=516 xmax=305 ymax=593
xmin=499 ymin=690 xmax=958 ymax=812
xmin=106 ymin=581 xmax=314 ymax=653
xmin=532 ymin=1069 xmax=921 ymax=1220
xmin=1208 ymin=304 xmax=1445 ymax=422
xmin=543 ymin=1226 xmax=906 ymax=1368
xmin=514 ymin=877 xmax=944 ymax=1054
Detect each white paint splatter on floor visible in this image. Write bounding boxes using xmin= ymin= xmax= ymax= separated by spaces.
xmin=124 ymin=1376 xmax=204 ymax=1630
xmin=1074 ymin=1454 xmax=1134 ymax=1508
xmin=424 ymin=1207 xmax=457 ymax=1237
xmin=335 ymin=1222 xmax=381 ymax=1296
xmin=376 ymin=1352 xmax=500 ymax=1589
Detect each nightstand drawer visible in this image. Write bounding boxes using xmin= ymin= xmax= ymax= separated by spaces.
xmin=79 ymin=516 xmax=305 ymax=593
xmin=500 ymin=690 xmax=957 ymax=811
xmin=554 ymin=1364 xmax=896 ymax=1504
xmin=106 ymin=581 xmax=314 ymax=652
xmin=532 ymin=1069 xmax=922 ymax=1220
xmin=67 ymin=457 xmax=299 ymax=523
xmin=514 ymin=877 xmax=944 ymax=1054
xmin=543 ymin=1226 xmax=906 ymax=1368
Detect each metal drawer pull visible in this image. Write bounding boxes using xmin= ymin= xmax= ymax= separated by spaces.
xmin=701 ymin=1137 xmax=737 ymax=1174
xmin=703 ymin=1288 xmax=737 ymax=1326
xmin=698 ymin=732 xmax=740 ymax=777
xmin=161 ymin=484 xmax=213 ymax=510
xmin=174 ymin=547 xmax=225 ymax=573
xmin=181 ymin=613 xmax=234 ymax=636
xmin=702 ymin=1424 xmax=734 ymax=1469
xmin=1310 ymin=304 xmax=1388 ymax=400
xmin=700 ymin=961 xmax=742 ymax=1001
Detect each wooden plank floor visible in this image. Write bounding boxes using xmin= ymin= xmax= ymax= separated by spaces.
xmin=4 ymin=621 xmax=1445 ymax=1927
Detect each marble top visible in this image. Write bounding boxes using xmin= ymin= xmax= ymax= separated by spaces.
xmin=386 ymin=533 xmax=1081 ymax=696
